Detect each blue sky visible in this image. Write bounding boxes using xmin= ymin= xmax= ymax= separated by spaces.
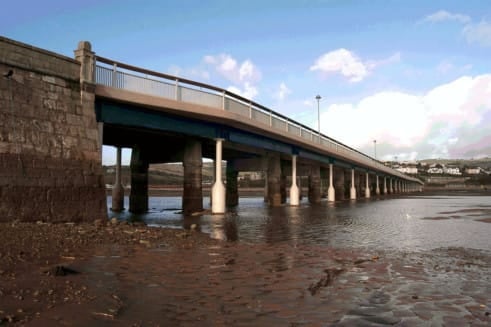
xmin=3 ymin=0 xmax=491 ymax=163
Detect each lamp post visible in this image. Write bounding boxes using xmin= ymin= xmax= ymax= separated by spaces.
xmin=315 ymin=95 xmax=321 ymax=137
xmin=373 ymin=139 xmax=377 ymax=159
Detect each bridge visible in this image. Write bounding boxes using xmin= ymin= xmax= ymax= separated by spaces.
xmin=0 ymin=37 xmax=422 ymax=222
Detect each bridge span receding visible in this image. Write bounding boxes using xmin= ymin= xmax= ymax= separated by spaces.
xmin=91 ymin=43 xmax=422 ymax=214
xmin=0 ymin=37 xmax=422 ymax=222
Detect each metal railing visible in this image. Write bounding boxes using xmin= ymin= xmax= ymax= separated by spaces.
xmin=94 ymin=56 xmax=421 ymax=183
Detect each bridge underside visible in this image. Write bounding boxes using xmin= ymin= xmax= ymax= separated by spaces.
xmin=97 ymin=99 xmax=422 ymax=214
xmin=98 ymin=99 xmax=356 ymax=169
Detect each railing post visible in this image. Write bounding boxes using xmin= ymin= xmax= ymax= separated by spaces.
xmin=175 ymin=79 xmax=179 ymax=101
xmin=112 ymin=63 xmax=118 ymax=88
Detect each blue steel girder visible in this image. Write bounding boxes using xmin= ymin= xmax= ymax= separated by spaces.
xmin=97 ymin=100 xmax=302 ymax=157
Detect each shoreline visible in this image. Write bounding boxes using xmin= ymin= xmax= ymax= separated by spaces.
xmin=106 ymin=187 xmax=491 ymax=197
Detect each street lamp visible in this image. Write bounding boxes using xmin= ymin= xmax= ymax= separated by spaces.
xmin=315 ymin=95 xmax=321 ymax=137
xmin=373 ymin=140 xmax=377 ymax=159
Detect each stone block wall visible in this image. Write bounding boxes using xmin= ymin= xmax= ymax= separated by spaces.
xmin=0 ymin=36 xmax=106 ymax=222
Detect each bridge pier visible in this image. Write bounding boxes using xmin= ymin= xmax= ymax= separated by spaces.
xmin=365 ymin=172 xmax=371 ymax=198
xmin=267 ymin=154 xmax=282 ymax=206
xmin=280 ymin=161 xmax=288 ymax=204
xmin=327 ymin=163 xmax=335 ymax=202
xmin=350 ymin=169 xmax=356 ymax=200
xmin=182 ymin=140 xmax=203 ymax=215
xmin=375 ymin=175 xmax=380 ymax=195
xmin=226 ymin=160 xmax=239 ymax=207
xmin=129 ymin=146 xmax=149 ymax=213
xmin=320 ymin=167 xmax=327 ymax=198
xmin=111 ymin=146 xmax=125 ymax=212
xmin=211 ymin=139 xmax=226 ymax=214
xmin=356 ymin=172 xmax=363 ymax=198
xmin=289 ymin=155 xmax=300 ymax=206
xmin=383 ymin=176 xmax=388 ymax=194
xmin=308 ymin=165 xmax=321 ymax=204
xmin=334 ymin=166 xmax=345 ymax=201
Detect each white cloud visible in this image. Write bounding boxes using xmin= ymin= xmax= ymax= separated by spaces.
xmin=273 ymin=82 xmax=291 ymax=101
xmin=310 ymin=48 xmax=368 ymax=82
xmin=421 ymin=11 xmax=491 ymax=47
xmin=422 ymin=10 xmax=471 ymax=24
xmin=204 ymin=53 xmax=261 ymax=99
xmin=463 ymin=21 xmax=491 ymax=47
xmin=322 ymin=74 xmax=491 ymax=160
xmin=310 ymin=49 xmax=400 ymax=83
xmin=204 ymin=54 xmax=261 ymax=84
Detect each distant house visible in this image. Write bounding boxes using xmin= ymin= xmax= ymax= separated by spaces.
xmin=396 ymin=166 xmax=418 ymax=174
xmin=444 ymin=166 xmax=461 ymax=175
xmin=465 ymin=167 xmax=482 ymax=175
xmin=427 ymin=167 xmax=443 ymax=174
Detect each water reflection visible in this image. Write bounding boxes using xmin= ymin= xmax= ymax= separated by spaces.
xmin=108 ymin=195 xmax=491 ymax=251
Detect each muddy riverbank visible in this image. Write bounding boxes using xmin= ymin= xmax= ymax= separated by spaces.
xmin=1 ymin=220 xmax=490 ymax=326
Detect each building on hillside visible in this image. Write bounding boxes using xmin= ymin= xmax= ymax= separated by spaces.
xmin=396 ymin=165 xmax=418 ymax=174
xmin=444 ymin=166 xmax=462 ymax=175
xmin=427 ymin=163 xmax=444 ymax=174
xmin=465 ymin=167 xmax=481 ymax=175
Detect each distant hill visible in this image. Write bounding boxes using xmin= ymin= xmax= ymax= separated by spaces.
xmin=419 ymin=158 xmax=491 ymax=169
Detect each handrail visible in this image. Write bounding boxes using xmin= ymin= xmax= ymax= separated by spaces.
xmin=94 ymin=56 xmax=422 ymax=184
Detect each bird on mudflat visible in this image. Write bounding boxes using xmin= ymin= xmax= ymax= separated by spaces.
xmin=3 ymin=70 xmax=13 ymax=78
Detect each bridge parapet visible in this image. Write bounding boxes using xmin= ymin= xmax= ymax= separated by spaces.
xmin=94 ymin=56 xmax=421 ymax=184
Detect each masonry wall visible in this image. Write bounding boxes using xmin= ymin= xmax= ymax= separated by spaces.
xmin=0 ymin=37 xmax=106 ymax=222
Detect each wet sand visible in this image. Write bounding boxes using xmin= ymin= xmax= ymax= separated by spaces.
xmin=1 ymin=220 xmax=490 ymax=326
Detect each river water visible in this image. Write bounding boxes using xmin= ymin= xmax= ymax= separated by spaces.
xmin=107 ymin=194 xmax=491 ymax=252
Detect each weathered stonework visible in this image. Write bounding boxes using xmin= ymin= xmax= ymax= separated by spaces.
xmin=0 ymin=37 xmax=106 ymax=222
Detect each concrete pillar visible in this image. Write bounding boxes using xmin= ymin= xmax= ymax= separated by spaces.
xmin=328 ymin=163 xmax=335 ymax=202
xmin=211 ymin=139 xmax=226 ymax=214
xmin=320 ymin=167 xmax=327 ymax=198
xmin=267 ymin=154 xmax=282 ymax=206
xmin=383 ymin=177 xmax=388 ymax=194
xmin=375 ymin=175 xmax=380 ymax=195
xmin=226 ymin=160 xmax=239 ymax=207
xmin=111 ymin=146 xmax=124 ymax=212
xmin=365 ymin=172 xmax=371 ymax=198
xmin=280 ymin=161 xmax=287 ymax=204
xmin=390 ymin=178 xmax=394 ymax=194
xmin=308 ymin=165 xmax=321 ymax=204
xmin=289 ymin=155 xmax=300 ymax=206
xmin=356 ymin=172 xmax=363 ymax=197
xmin=334 ymin=167 xmax=345 ymax=201
xmin=129 ymin=146 xmax=149 ymax=214
xmin=350 ymin=168 xmax=356 ymax=200
xmin=182 ymin=140 xmax=203 ymax=214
